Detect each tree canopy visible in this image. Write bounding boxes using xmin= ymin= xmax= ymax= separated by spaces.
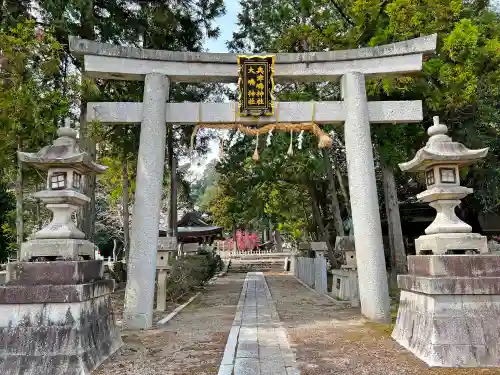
xmin=197 ymin=0 xmax=500 ymax=252
xmin=0 ymin=1 xmax=226 ymax=258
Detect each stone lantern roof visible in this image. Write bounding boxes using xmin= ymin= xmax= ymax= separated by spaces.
xmin=399 ymin=116 xmax=488 ymax=172
xmin=17 ymin=127 xmax=107 ymax=174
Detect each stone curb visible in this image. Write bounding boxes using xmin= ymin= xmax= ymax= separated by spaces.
xmin=157 ymin=292 xmax=202 ymax=326
xmin=291 ymin=274 xmax=351 ymax=306
xmin=157 ymin=269 xmax=227 ymax=326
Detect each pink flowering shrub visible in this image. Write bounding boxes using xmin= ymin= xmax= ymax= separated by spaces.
xmin=221 ymin=230 xmax=260 ymax=251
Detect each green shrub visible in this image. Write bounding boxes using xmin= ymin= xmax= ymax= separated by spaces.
xmin=164 ymin=250 xmax=222 ymax=303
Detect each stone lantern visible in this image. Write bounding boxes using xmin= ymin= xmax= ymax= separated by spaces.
xmin=18 ymin=126 xmax=107 ymax=260
xmin=399 ymin=116 xmax=489 ymax=255
xmin=331 ymin=236 xmax=359 ymax=306
xmin=0 ymin=126 xmax=122 ymax=375
xmin=310 ymin=241 xmax=328 ymax=258
xmin=157 ymin=236 xmax=178 ymax=270
xmin=392 ymin=117 xmax=500 ymax=367
xmin=339 ymin=238 xmax=357 ymax=270
xmin=156 ymin=236 xmax=178 ymax=311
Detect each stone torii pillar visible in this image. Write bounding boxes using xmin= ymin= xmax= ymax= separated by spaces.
xmin=123 ymin=73 xmax=169 ymax=329
xmin=70 ymin=34 xmax=437 ymax=327
xmin=342 ymin=72 xmax=390 ymax=322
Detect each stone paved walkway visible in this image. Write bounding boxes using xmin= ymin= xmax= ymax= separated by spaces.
xmin=218 ymin=272 xmax=300 ymax=375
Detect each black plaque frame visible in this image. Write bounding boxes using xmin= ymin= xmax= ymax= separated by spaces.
xmin=237 ymin=55 xmax=275 ymax=117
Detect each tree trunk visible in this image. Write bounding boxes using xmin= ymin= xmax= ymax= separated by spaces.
xmin=233 ymin=223 xmax=238 ymax=251
xmin=167 ymin=127 xmax=178 ymax=238
xmin=15 ymin=138 xmax=23 ymax=259
xmin=77 ymin=0 xmax=96 ymax=242
xmin=112 ymin=239 xmax=118 ymax=262
xmin=308 ymin=183 xmax=339 ymax=268
xmin=382 ymin=164 xmax=407 ymax=284
xmin=335 ymin=166 xmax=351 ymax=217
xmin=322 ymin=149 xmax=344 ymax=237
xmin=78 ymin=107 xmax=96 ymax=242
xmin=171 ymin=157 xmax=178 ymax=237
xmin=274 ymin=229 xmax=283 ymax=252
xmin=36 ymin=183 xmax=42 ymax=230
xmin=122 ymin=153 xmax=130 ymax=259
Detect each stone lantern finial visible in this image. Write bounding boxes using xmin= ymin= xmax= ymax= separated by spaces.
xmin=427 ymin=116 xmax=449 ymax=138
xmin=56 ymin=123 xmax=78 ymax=141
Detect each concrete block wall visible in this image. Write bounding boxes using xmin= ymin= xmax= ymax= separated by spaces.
xmin=296 ymin=257 xmax=315 ymax=288
xmin=296 ymin=257 xmax=328 ymax=294
xmin=314 ymin=257 xmax=328 ymax=294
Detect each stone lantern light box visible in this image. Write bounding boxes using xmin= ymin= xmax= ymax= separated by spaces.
xmin=157 ymin=236 xmax=178 ymax=270
xmin=17 ymin=127 xmax=107 ymax=260
xmin=399 ymin=116 xmax=488 ymax=254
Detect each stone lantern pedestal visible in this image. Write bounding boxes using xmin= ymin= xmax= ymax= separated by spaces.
xmin=0 ymin=127 xmax=122 ymax=375
xmin=392 ymin=117 xmax=497 ymax=367
xmin=394 ymin=254 xmax=500 ymax=366
xmin=0 ymin=261 xmax=122 ymax=374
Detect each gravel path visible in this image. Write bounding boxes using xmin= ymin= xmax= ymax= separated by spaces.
xmin=266 ymin=272 xmax=500 ymax=375
xmin=94 ymin=273 xmax=246 ymax=375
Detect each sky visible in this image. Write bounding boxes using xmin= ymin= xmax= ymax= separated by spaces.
xmin=186 ymin=1 xmax=241 ymax=180
xmin=204 ymin=1 xmax=241 ymax=53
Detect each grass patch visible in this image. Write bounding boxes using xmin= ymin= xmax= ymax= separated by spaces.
xmin=362 ymin=299 xmax=400 ymax=339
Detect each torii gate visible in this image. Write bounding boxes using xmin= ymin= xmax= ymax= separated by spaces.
xmin=70 ymin=34 xmax=437 ymax=330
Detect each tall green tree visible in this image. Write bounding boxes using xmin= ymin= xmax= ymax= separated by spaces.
xmin=0 ymin=0 xmax=30 ymax=31
xmin=34 ymin=0 xmax=226 ymax=243
xmin=216 ymin=0 xmax=500 ymax=270
xmin=0 ymin=20 xmax=80 ymax=255
xmin=0 ymin=184 xmax=15 ymax=261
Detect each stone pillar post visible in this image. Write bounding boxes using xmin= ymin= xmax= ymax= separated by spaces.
xmin=290 ymin=253 xmax=297 ymax=276
xmin=124 ymin=73 xmax=169 ymax=330
xmin=156 ymin=269 xmax=168 ymax=312
xmin=341 ymin=72 xmax=390 ymax=323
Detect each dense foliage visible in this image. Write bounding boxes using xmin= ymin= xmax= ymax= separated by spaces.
xmin=162 ymin=250 xmax=223 ymax=303
xmin=0 ymin=1 xmax=226 ymax=259
xmin=195 ymin=0 xmax=500 ymax=262
xmin=2 ymin=0 xmax=500 ymax=265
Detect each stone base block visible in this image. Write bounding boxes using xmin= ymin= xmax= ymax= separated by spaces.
xmin=21 ymin=239 xmax=95 ymax=261
xmin=6 ymin=260 xmax=103 ymax=285
xmin=415 ymin=233 xmax=488 ymax=255
xmin=393 ymin=254 xmax=500 ymax=367
xmin=331 ymin=268 xmax=359 ymax=306
xmin=392 ymin=290 xmax=500 ymax=367
xmin=0 ymin=261 xmax=122 ymax=375
xmin=407 ymin=254 xmax=500 ymax=278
